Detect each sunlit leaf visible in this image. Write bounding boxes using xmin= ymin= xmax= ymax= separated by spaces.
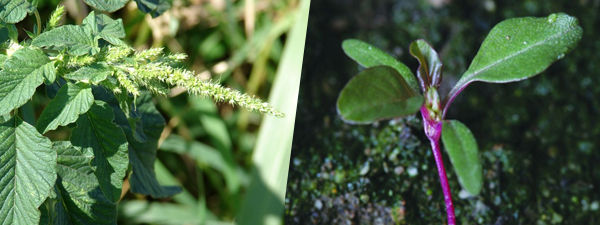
xmin=0 ymin=117 xmax=56 ymax=225
xmin=36 ymin=82 xmax=94 ymax=134
xmin=0 ymin=0 xmax=33 ymax=24
xmin=0 ymin=47 xmax=54 ymax=115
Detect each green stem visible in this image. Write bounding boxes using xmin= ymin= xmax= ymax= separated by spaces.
xmin=34 ymin=10 xmax=42 ymax=36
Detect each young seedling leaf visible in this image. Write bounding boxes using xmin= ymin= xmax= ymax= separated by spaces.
xmin=342 ymin=39 xmax=419 ymax=92
xmin=53 ymin=141 xmax=117 ymax=224
xmin=135 ymin=0 xmax=172 ymax=18
xmin=409 ymin=39 xmax=443 ymax=89
xmin=337 ymin=66 xmax=424 ymax=124
xmin=64 ymin=63 xmax=113 ymax=84
xmin=36 ymin=82 xmax=94 ymax=134
xmin=71 ymin=101 xmax=129 ymax=202
xmin=441 ymin=120 xmax=482 ymax=196
xmin=0 ymin=47 xmax=54 ymax=115
xmin=448 ymin=13 xmax=582 ymax=104
xmin=0 ymin=0 xmax=33 ymax=24
xmin=83 ymin=0 xmax=129 ymax=12
xmin=0 ymin=117 xmax=56 ymax=225
xmin=32 ymin=25 xmax=99 ymax=56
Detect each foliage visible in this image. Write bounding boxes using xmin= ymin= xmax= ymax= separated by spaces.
xmin=0 ymin=0 xmax=283 ymax=224
xmin=287 ymin=0 xmax=600 ymax=224
xmin=336 ymin=13 xmax=582 ymax=223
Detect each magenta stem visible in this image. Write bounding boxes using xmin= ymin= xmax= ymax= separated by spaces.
xmin=420 ymin=107 xmax=456 ymax=225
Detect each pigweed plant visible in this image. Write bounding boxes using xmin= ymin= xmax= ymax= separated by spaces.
xmin=0 ymin=1 xmax=281 ymax=224
xmin=337 ymin=13 xmax=582 ymax=224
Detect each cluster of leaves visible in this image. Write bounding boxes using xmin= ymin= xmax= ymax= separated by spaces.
xmin=337 ymin=12 xmax=581 ymax=207
xmin=0 ymin=1 xmax=280 ymax=224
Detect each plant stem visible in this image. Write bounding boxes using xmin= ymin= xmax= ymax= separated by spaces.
xmin=34 ymin=10 xmax=42 ymax=36
xmin=421 ymin=106 xmax=456 ymax=225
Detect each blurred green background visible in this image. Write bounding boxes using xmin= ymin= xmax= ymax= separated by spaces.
xmin=26 ymin=0 xmax=305 ymax=224
xmin=286 ymin=0 xmax=599 ymax=224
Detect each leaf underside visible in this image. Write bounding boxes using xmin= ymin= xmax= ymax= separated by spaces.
xmin=337 ymin=66 xmax=424 ymax=124
xmin=441 ymin=120 xmax=482 ymax=196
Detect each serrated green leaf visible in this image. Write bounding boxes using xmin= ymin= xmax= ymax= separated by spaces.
xmin=83 ymin=0 xmax=128 ymax=12
xmin=36 ymin=82 xmax=94 ymax=134
xmin=71 ymin=101 xmax=128 ymax=202
xmin=53 ymin=141 xmax=117 ymax=225
xmin=0 ymin=47 xmax=54 ymax=115
xmin=135 ymin=0 xmax=171 ymax=18
xmin=342 ymin=39 xmax=419 ymax=92
xmin=409 ymin=39 xmax=442 ymax=89
xmin=337 ymin=66 xmax=424 ymax=124
xmin=0 ymin=0 xmax=32 ymax=24
xmin=64 ymin=63 xmax=112 ymax=84
xmin=32 ymin=25 xmax=99 ymax=56
xmin=125 ymin=94 xmax=181 ymax=198
xmin=0 ymin=116 xmax=57 ymax=225
xmin=82 ymin=11 xmax=127 ymax=46
xmin=441 ymin=120 xmax=482 ymax=196
xmin=449 ymin=13 xmax=582 ymax=100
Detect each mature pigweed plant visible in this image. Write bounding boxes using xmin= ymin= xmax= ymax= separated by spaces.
xmin=0 ymin=1 xmax=281 ymax=224
xmin=337 ymin=13 xmax=582 ymax=224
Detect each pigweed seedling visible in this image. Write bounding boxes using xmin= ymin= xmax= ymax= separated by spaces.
xmin=0 ymin=1 xmax=281 ymax=224
xmin=337 ymin=13 xmax=582 ymax=224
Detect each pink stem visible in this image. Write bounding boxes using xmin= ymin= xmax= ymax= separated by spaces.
xmin=421 ymin=107 xmax=456 ymax=225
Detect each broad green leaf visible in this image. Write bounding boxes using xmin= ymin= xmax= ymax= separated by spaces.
xmin=32 ymin=25 xmax=99 ymax=56
xmin=71 ymin=101 xmax=128 ymax=202
xmin=36 ymin=82 xmax=94 ymax=134
xmin=135 ymin=0 xmax=171 ymax=18
xmin=125 ymin=94 xmax=181 ymax=198
xmin=82 ymin=11 xmax=127 ymax=46
xmin=0 ymin=47 xmax=54 ymax=115
xmin=449 ymin=13 xmax=582 ymax=99
xmin=53 ymin=141 xmax=117 ymax=225
xmin=64 ymin=63 xmax=112 ymax=84
xmin=342 ymin=39 xmax=419 ymax=92
xmin=91 ymin=88 xmax=180 ymax=198
xmin=0 ymin=0 xmax=32 ymax=24
xmin=83 ymin=0 xmax=128 ymax=12
xmin=0 ymin=117 xmax=56 ymax=225
xmin=337 ymin=66 xmax=424 ymax=124
xmin=409 ymin=39 xmax=442 ymax=89
xmin=441 ymin=120 xmax=482 ymax=196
